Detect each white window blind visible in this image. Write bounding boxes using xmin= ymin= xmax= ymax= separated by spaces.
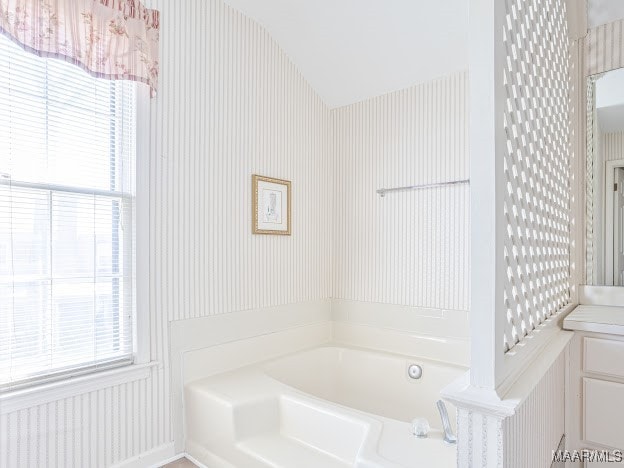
xmin=0 ymin=34 xmax=137 ymax=389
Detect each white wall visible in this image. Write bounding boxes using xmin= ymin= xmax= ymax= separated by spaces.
xmin=596 ymin=68 xmax=624 ymax=109
xmin=0 ymin=0 xmax=332 ymax=466
xmin=332 ymin=72 xmax=470 ymax=312
xmin=150 ymin=0 xmax=333 ymax=322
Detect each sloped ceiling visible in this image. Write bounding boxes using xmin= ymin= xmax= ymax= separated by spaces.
xmin=224 ymin=0 xmax=469 ymax=108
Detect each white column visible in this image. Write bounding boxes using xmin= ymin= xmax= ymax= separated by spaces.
xmin=467 ymin=0 xmax=507 ymax=392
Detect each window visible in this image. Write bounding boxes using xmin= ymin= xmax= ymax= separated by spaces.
xmin=0 ymin=34 xmax=137 ymax=389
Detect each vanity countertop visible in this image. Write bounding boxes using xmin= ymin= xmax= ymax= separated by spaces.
xmin=563 ymin=305 xmax=624 ymax=335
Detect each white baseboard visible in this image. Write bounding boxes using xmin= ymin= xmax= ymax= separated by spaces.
xmin=145 ymin=449 xmax=219 ymax=468
xmin=184 ymin=452 xmax=213 ymax=468
xmin=139 ymin=449 xmax=212 ymax=468
xmin=111 ymin=442 xmax=176 ymax=468
xmin=149 ymin=451 xmax=184 ymax=468
xmin=116 ymin=447 xmax=213 ymax=468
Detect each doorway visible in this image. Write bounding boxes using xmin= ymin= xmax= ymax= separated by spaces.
xmin=606 ymin=161 xmax=624 ymax=285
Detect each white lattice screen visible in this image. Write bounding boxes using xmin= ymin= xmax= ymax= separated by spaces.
xmin=502 ymin=0 xmax=572 ymax=351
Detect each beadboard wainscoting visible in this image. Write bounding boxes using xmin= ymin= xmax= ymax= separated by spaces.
xmin=0 ymin=0 xmax=333 ymax=466
xmin=332 ymin=71 xmax=470 ymax=312
xmin=502 ymin=352 xmax=567 ymax=468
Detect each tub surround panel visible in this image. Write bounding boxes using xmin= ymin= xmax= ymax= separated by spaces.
xmin=332 ymin=323 xmax=469 ymax=367
xmin=332 ymin=299 xmax=469 ymax=338
xmin=170 ymin=299 xmax=332 ymax=453
xmin=183 ymin=323 xmax=332 ymax=384
xmin=171 ymin=298 xmax=468 ymax=453
xmin=170 ymin=299 xmax=332 ymax=351
xmin=331 ymin=299 xmax=469 ymax=367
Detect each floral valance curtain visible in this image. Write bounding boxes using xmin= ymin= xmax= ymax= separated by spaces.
xmin=0 ymin=0 xmax=160 ymax=95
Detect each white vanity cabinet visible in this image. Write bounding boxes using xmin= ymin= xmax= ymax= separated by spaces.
xmin=564 ymin=305 xmax=624 ymax=464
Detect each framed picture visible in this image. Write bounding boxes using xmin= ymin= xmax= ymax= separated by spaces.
xmin=252 ymin=174 xmax=291 ymax=235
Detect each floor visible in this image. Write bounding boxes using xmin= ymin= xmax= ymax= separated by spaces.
xmin=161 ymin=457 xmax=197 ymax=468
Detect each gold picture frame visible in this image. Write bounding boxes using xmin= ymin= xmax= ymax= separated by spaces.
xmin=252 ymin=174 xmax=292 ymax=235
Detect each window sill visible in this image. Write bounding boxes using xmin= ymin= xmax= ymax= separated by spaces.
xmin=0 ymin=361 xmax=158 ymax=414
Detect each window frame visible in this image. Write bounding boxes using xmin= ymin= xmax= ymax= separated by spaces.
xmin=0 ymin=75 xmax=153 ymax=413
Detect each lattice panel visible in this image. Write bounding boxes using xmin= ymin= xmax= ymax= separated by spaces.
xmin=503 ymin=0 xmax=572 ymax=351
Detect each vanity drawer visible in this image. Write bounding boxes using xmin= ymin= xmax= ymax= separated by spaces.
xmin=584 ymin=338 xmax=624 ymax=377
xmin=584 ymin=378 xmax=624 ymax=449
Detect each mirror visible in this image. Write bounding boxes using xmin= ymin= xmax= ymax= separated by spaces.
xmin=586 ymin=68 xmax=624 ymax=285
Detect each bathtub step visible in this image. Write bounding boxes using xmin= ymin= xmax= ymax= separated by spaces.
xmin=238 ymin=434 xmax=352 ymax=468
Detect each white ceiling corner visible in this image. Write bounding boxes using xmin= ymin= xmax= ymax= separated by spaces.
xmin=588 ymin=0 xmax=624 ymax=28
xmin=223 ymin=0 xmax=469 ymax=108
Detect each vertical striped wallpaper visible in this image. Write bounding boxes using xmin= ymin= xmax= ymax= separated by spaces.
xmin=0 ymin=379 xmax=163 ymax=468
xmin=586 ymin=19 xmax=624 ymax=76
xmin=503 ymin=353 xmax=566 ymax=468
xmin=603 ymin=131 xmax=624 ymax=161
xmin=332 ymin=72 xmax=470 ymax=311
xmin=148 ymin=0 xmax=332 ymax=323
xmin=1 ymin=0 xmax=333 ymax=466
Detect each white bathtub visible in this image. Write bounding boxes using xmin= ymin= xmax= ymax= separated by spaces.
xmin=185 ymin=345 xmax=465 ymax=468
